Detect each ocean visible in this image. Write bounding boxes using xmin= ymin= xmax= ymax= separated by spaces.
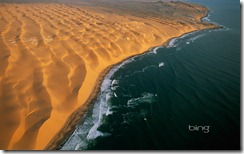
xmin=61 ymin=0 xmax=240 ymax=150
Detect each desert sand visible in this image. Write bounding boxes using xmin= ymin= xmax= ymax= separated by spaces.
xmin=0 ymin=0 xmax=218 ymax=150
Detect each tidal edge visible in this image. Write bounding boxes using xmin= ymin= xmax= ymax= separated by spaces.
xmin=45 ymin=10 xmax=222 ymax=151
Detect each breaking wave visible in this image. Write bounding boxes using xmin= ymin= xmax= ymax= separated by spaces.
xmin=127 ymin=93 xmax=157 ymax=108
xmin=62 ymin=63 xmax=120 ymax=150
xmin=151 ymin=46 xmax=162 ymax=54
xmin=61 ymin=89 xmax=113 ymax=150
xmin=122 ymin=93 xmax=158 ymax=124
xmin=167 ymin=30 xmax=201 ymax=48
xmin=202 ymin=11 xmax=212 ymax=22
xmin=159 ymin=62 xmax=165 ymax=67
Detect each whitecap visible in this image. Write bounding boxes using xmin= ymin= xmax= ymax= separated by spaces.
xmin=111 ymin=86 xmax=119 ymax=91
xmin=159 ymin=62 xmax=165 ymax=67
xmin=106 ymin=107 xmax=113 ymax=116
xmin=112 ymin=79 xmax=119 ymax=86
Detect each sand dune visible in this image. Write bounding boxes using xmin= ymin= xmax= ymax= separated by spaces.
xmin=0 ymin=1 xmax=218 ymax=150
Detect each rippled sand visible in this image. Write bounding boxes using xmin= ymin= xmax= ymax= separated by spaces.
xmin=0 ymin=1 xmax=217 ymax=150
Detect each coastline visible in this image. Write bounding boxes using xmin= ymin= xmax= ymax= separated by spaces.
xmin=45 ymin=11 xmax=221 ymax=150
xmin=162 ymin=11 xmax=223 ymax=48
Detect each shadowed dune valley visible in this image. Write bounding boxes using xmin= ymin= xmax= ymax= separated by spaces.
xmin=0 ymin=0 xmax=219 ymax=150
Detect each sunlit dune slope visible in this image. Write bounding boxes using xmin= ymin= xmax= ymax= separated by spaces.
xmin=0 ymin=1 xmax=217 ymax=150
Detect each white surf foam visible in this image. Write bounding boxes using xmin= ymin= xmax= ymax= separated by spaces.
xmin=122 ymin=93 xmax=157 ymax=123
xmin=111 ymin=86 xmax=119 ymax=91
xmin=106 ymin=107 xmax=113 ymax=116
xmin=111 ymin=80 xmax=119 ymax=91
xmin=202 ymin=13 xmax=212 ymax=22
xmin=189 ymin=34 xmax=208 ymax=43
xmin=117 ymin=57 xmax=136 ymax=69
xmin=62 ymin=66 xmax=118 ymax=150
xmin=168 ymin=38 xmax=178 ymax=48
xmin=101 ymin=67 xmax=119 ymax=91
xmin=125 ymin=65 xmax=157 ymax=78
xmin=112 ymin=79 xmax=119 ymax=86
xmin=88 ymin=89 xmax=114 ymax=139
xmin=114 ymin=92 xmax=118 ymax=98
xmin=151 ymin=46 xmax=162 ymax=54
xmin=127 ymin=93 xmax=157 ymax=108
xmin=167 ymin=31 xmax=200 ymax=48
xmin=159 ymin=62 xmax=165 ymax=67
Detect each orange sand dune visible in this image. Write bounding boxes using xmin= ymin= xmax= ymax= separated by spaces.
xmin=0 ymin=2 xmax=218 ymax=150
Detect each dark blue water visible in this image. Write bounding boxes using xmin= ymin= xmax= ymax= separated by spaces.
xmin=61 ymin=0 xmax=240 ymax=150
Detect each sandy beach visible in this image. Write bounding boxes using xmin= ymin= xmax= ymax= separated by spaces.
xmin=0 ymin=0 xmax=218 ymax=150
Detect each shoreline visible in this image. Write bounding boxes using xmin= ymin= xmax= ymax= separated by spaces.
xmin=44 ymin=10 xmax=221 ymax=150
xmin=162 ymin=11 xmax=223 ymax=48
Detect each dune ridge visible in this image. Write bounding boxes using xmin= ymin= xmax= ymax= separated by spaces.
xmin=0 ymin=1 xmax=218 ymax=150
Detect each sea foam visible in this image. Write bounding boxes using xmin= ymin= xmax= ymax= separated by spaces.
xmin=127 ymin=93 xmax=157 ymax=108
xmin=159 ymin=62 xmax=165 ymax=67
xmin=62 ymin=65 xmax=118 ymax=150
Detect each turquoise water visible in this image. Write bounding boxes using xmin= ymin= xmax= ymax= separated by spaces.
xmin=61 ymin=0 xmax=240 ymax=150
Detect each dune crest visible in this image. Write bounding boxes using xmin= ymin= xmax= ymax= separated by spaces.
xmin=0 ymin=1 xmax=218 ymax=150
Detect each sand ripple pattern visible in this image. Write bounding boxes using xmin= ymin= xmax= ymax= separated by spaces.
xmin=0 ymin=2 xmax=217 ymax=150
